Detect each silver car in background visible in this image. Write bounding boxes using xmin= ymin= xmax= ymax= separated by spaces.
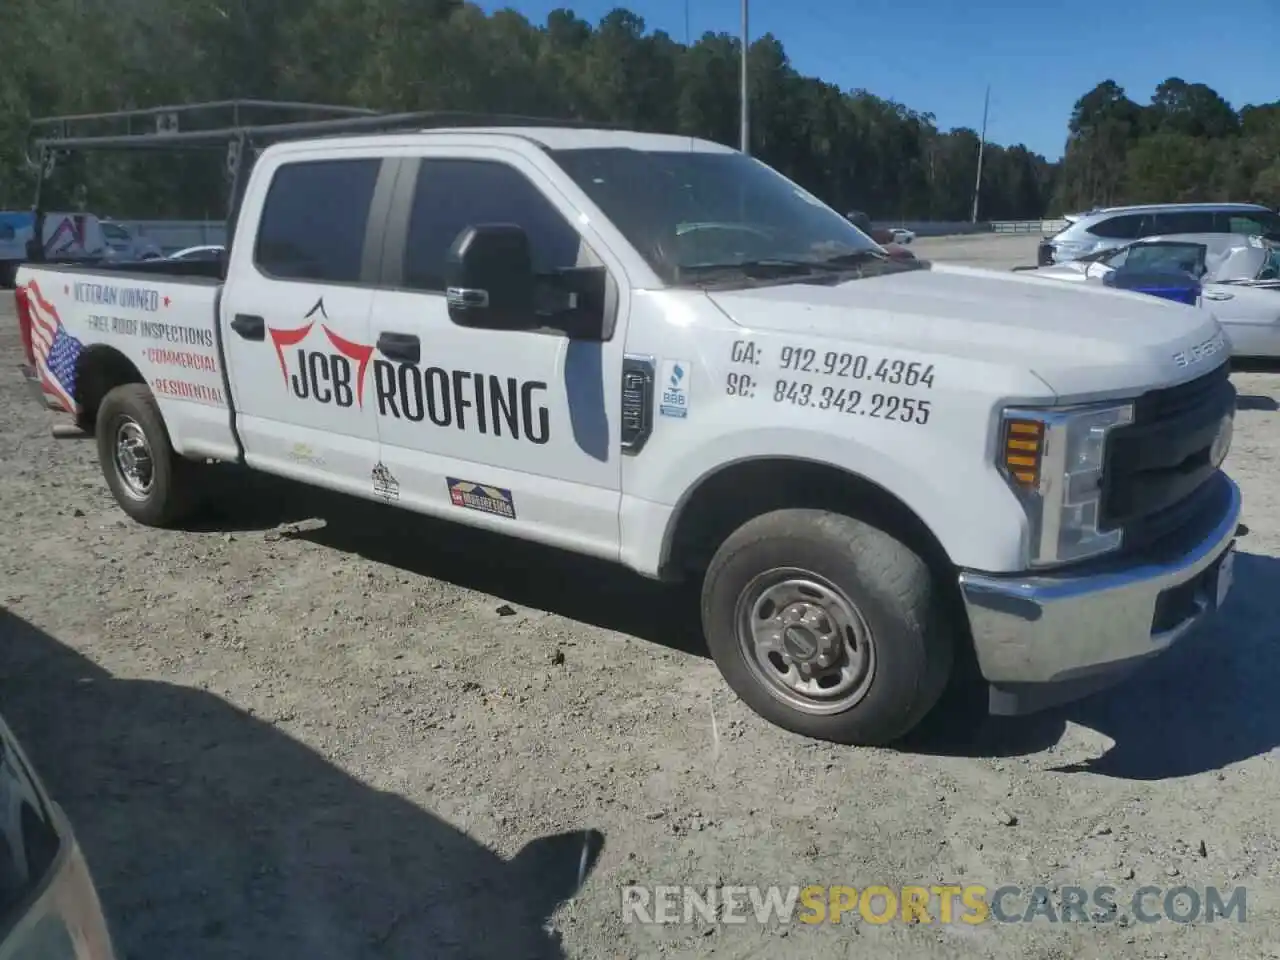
xmin=0 ymin=711 xmax=116 ymax=959
xmin=1021 ymin=233 xmax=1280 ymax=357
xmin=1037 ymin=202 xmax=1280 ymax=265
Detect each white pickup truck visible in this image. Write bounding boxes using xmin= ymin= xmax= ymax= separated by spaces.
xmin=13 ymin=123 xmax=1241 ymax=745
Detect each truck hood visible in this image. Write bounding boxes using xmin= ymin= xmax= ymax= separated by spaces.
xmin=704 ymin=263 xmax=1228 ymax=399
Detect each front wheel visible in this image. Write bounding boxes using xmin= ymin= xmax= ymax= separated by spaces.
xmin=95 ymin=383 xmax=201 ymax=526
xmin=701 ymin=508 xmax=953 ymax=746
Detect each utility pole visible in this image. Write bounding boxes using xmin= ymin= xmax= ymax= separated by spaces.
xmin=740 ymin=0 xmax=750 ymax=154
xmin=970 ymin=85 xmax=990 ymax=223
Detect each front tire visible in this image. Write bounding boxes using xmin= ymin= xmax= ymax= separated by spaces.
xmin=701 ymin=508 xmax=953 ymax=746
xmin=95 ymin=383 xmax=200 ymax=526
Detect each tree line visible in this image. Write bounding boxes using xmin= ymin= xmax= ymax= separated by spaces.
xmin=1054 ymin=78 xmax=1280 ymax=214
xmin=0 ymin=0 xmax=1275 ymax=222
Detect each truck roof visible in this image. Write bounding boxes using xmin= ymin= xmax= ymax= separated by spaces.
xmin=266 ymin=127 xmax=735 ymax=155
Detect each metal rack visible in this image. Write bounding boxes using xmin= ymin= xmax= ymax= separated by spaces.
xmin=23 ymin=99 xmax=624 ymax=253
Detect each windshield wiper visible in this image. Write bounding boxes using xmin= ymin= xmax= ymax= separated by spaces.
xmin=682 ymin=258 xmax=824 ymax=279
xmin=817 ymin=249 xmax=891 ymax=267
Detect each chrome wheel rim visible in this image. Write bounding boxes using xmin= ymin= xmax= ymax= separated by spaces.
xmin=113 ymin=418 xmax=154 ymax=500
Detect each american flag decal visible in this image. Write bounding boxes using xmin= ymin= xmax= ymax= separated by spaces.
xmin=25 ymin=279 xmax=83 ymax=414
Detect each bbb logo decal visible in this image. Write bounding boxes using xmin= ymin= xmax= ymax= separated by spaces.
xmin=660 ymin=359 xmax=690 ymax=419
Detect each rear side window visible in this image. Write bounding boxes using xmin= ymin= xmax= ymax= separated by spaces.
xmin=1088 ymin=215 xmax=1145 ymax=240
xmin=1150 ymin=211 xmax=1215 ymax=234
xmin=401 ymin=159 xmax=583 ymax=293
xmin=255 ymin=158 xmax=381 ymax=283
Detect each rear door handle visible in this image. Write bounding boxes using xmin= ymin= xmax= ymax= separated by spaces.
xmin=231 ymin=314 xmax=265 ymax=340
xmin=377 ymin=332 xmax=421 ymax=364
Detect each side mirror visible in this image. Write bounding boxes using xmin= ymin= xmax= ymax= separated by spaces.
xmin=444 ymin=224 xmax=536 ymax=330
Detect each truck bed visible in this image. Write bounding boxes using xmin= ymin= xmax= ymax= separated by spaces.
xmin=14 ymin=262 xmax=237 ymax=462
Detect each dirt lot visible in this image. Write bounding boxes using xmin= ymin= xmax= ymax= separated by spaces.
xmin=3 ymin=235 xmax=1279 ymax=959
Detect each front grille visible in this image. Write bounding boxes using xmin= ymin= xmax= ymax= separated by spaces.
xmin=1102 ymin=363 xmax=1234 ymax=555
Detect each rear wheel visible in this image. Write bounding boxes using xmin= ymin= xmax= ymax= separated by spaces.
xmin=701 ymin=508 xmax=953 ymax=746
xmin=95 ymin=383 xmax=201 ymax=526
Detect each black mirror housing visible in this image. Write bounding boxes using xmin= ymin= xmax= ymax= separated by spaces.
xmin=444 ymin=224 xmax=536 ymax=330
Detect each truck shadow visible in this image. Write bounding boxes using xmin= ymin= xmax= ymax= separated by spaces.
xmin=0 ymin=607 xmax=604 ymax=960
xmin=191 ymin=469 xmax=1280 ymax=777
xmin=905 ymin=550 xmax=1280 ymax=780
xmin=191 ymin=466 xmax=710 ymax=659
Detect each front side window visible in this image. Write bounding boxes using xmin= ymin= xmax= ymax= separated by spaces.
xmin=550 ymin=148 xmax=884 ymax=284
xmin=402 ymin=159 xmax=584 ymax=293
xmin=255 ymin=158 xmax=381 ymax=284
xmin=1220 ymin=211 xmax=1280 ymax=237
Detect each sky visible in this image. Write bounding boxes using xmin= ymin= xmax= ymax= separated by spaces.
xmin=479 ymin=0 xmax=1279 ymax=161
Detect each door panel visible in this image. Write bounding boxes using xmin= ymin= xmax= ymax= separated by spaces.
xmin=220 ymin=155 xmax=389 ymax=492
xmin=367 ymin=151 xmax=626 ymax=558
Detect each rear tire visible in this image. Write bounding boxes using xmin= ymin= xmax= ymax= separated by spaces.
xmin=95 ymin=383 xmax=201 ymax=527
xmin=701 ymin=508 xmax=953 ymax=746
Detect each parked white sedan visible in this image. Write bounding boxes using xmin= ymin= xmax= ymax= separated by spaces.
xmin=1016 ymin=233 xmax=1280 ymax=358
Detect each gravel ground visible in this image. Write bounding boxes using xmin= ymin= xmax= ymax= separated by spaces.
xmin=3 ymin=234 xmax=1279 ymax=959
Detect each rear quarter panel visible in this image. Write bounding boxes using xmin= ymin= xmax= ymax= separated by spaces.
xmin=15 ymin=266 xmax=235 ymax=459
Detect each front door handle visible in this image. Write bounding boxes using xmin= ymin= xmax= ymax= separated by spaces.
xmin=377 ymin=332 xmax=421 ymax=364
xmin=231 ymin=313 xmax=265 ymax=340
xmin=1202 ymin=290 xmax=1234 ymax=302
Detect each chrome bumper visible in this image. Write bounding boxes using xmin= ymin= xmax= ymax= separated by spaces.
xmin=958 ymin=473 xmax=1241 ymax=711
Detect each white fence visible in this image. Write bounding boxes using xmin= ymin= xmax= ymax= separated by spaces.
xmin=989 ymin=219 xmax=1067 ymax=236
xmin=119 ymin=217 xmax=1063 ymax=254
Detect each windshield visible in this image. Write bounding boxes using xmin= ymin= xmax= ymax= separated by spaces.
xmin=550 ymin=148 xmax=882 ymax=284
xmin=101 ymin=223 xmax=128 ymax=241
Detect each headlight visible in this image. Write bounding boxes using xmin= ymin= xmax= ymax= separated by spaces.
xmin=997 ymin=402 xmax=1134 ymax=566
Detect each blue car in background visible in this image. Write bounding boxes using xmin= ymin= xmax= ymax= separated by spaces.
xmin=1103 ymin=264 xmax=1202 ymax=305
xmin=1018 ymin=237 xmax=1207 ymax=306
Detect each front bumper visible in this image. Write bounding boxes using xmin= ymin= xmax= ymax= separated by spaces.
xmin=957 ymin=472 xmax=1241 ymax=715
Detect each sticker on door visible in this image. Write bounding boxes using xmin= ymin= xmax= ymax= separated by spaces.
xmin=659 ymin=359 xmax=690 ymax=418
xmin=448 ymin=477 xmax=517 ymax=520
xmin=372 ymin=462 xmax=400 ymax=501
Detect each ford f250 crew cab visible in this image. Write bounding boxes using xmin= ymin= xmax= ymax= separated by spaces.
xmin=12 ymin=108 xmax=1241 ymax=745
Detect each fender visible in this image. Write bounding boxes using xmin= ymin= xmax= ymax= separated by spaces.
xmin=622 ymin=424 xmax=1030 ymax=577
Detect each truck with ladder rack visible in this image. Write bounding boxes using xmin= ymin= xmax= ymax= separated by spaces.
xmin=10 ymin=100 xmax=1241 ymax=745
